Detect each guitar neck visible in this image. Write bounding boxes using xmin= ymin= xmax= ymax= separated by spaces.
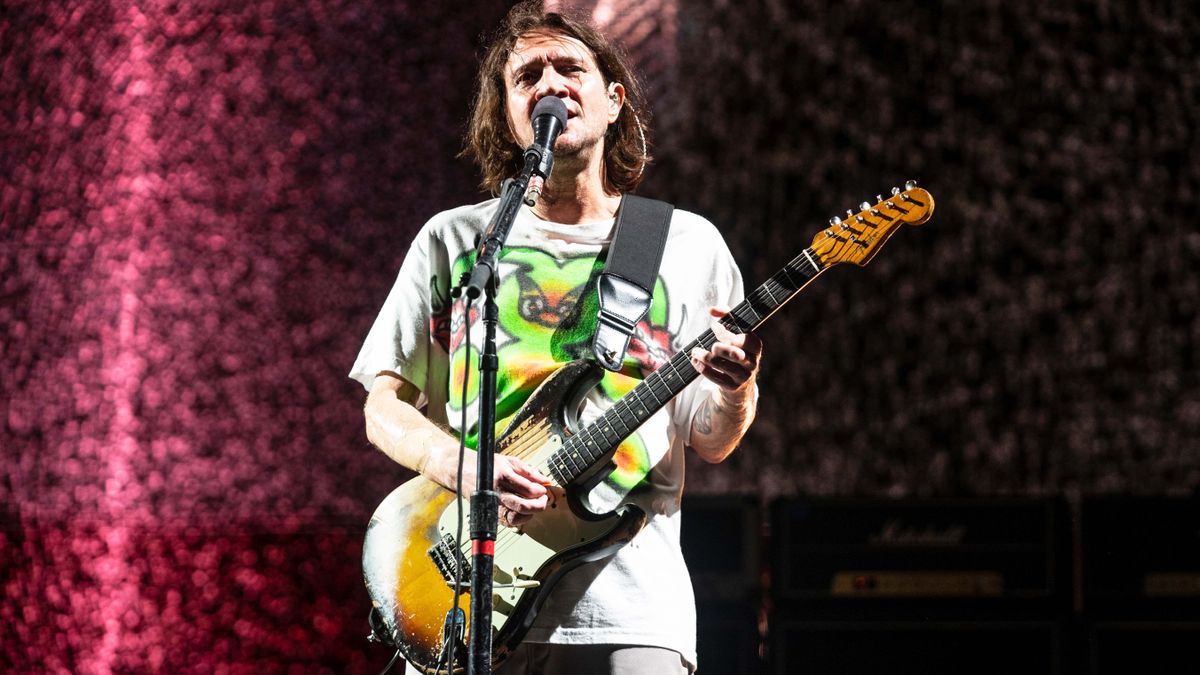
xmin=547 ymin=247 xmax=827 ymax=486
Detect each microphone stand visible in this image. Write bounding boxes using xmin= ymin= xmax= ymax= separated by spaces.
xmin=459 ymin=143 xmax=550 ymax=675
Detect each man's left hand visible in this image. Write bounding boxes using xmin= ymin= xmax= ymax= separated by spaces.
xmin=689 ymin=306 xmax=762 ymax=395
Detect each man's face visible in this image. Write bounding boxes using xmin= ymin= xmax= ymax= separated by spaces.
xmin=504 ymin=31 xmax=623 ymax=157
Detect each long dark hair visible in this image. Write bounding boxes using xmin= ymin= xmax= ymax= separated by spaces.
xmin=461 ymin=1 xmax=651 ymax=195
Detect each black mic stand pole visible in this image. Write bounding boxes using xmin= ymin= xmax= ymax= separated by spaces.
xmin=460 ymin=142 xmax=550 ymax=675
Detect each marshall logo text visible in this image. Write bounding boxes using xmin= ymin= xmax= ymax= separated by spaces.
xmin=868 ymin=518 xmax=968 ymax=547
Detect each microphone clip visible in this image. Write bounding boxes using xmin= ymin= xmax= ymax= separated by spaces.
xmin=524 ymin=175 xmax=545 ymax=206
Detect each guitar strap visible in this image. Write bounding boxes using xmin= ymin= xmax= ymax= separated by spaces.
xmin=592 ymin=194 xmax=674 ymax=371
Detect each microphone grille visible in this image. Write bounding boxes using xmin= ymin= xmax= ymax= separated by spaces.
xmin=531 ymin=96 xmax=568 ymax=127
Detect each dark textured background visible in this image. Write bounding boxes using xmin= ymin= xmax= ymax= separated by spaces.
xmin=2 ymin=0 xmax=1197 ymax=671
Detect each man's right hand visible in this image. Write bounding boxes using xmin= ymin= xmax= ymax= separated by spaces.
xmin=365 ymin=373 xmax=552 ymax=528
xmin=426 ymin=447 xmax=552 ymax=528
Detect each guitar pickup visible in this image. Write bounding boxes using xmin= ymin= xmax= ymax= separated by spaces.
xmin=428 ymin=533 xmax=472 ymax=583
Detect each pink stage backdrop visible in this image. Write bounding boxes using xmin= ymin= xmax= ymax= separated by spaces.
xmin=3 ymin=2 xmax=512 ymax=671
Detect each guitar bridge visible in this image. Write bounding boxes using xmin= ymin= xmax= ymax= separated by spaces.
xmin=428 ymin=533 xmax=472 ymax=583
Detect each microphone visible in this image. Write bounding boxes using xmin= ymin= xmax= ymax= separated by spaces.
xmin=524 ymin=97 xmax=567 ymax=205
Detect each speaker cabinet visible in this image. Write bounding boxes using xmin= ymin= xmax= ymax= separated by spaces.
xmin=682 ymin=495 xmax=763 ymax=674
xmin=682 ymin=495 xmax=761 ymax=602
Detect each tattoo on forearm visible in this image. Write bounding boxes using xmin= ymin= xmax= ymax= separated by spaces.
xmin=694 ymin=392 xmax=754 ymax=439
xmin=691 ymin=390 xmax=757 ymax=460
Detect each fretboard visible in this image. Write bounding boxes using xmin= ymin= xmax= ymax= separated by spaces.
xmin=545 ymin=246 xmax=827 ymax=486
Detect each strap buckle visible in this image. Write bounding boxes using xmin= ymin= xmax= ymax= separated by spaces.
xmin=593 ymin=273 xmax=652 ymax=371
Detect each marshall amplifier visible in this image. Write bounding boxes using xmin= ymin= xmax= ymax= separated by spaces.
xmin=768 ymin=498 xmax=1071 ymax=674
xmin=769 ymin=497 xmax=1072 ymax=619
xmin=1081 ymin=497 xmax=1200 ymax=675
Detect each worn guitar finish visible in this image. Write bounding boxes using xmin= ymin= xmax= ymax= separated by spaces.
xmin=363 ymin=184 xmax=935 ymax=673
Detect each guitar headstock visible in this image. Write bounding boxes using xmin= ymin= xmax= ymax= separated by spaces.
xmin=811 ymin=180 xmax=934 ymax=267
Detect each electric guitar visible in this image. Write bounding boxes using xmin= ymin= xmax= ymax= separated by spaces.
xmin=362 ymin=182 xmax=935 ymax=672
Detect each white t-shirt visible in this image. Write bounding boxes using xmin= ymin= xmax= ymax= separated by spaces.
xmin=350 ymin=198 xmax=745 ymax=669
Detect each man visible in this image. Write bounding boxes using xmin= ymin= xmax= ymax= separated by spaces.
xmin=350 ymin=3 xmax=761 ymax=673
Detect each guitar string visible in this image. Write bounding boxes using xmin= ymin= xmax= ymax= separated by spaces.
xmin=462 ymin=250 xmax=825 ymax=572
xmin=485 ymin=330 xmax=786 ymax=563
xmin=471 ymin=304 xmax=772 ymax=563
xmin=478 ymin=452 xmax=560 ymax=563
xmin=468 ymin=385 xmax=716 ymax=575
xmin=450 ymin=431 xmax=552 ymax=564
xmin=456 ymin=420 xmax=602 ymax=565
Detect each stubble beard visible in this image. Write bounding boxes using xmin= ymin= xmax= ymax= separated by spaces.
xmin=541 ymin=129 xmax=607 ymax=198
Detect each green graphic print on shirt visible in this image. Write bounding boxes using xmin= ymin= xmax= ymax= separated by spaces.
xmin=438 ymin=246 xmax=673 ymax=491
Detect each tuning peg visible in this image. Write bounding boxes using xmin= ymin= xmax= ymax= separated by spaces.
xmin=905 ymin=179 xmax=918 ymax=190
xmin=859 ymin=201 xmax=871 ymax=211
xmin=891 ymin=186 xmax=901 ymax=195
xmin=829 ymin=216 xmax=842 ymax=226
xmin=846 ymin=209 xmax=853 ymax=218
xmin=876 ymin=194 xmax=883 ymax=203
